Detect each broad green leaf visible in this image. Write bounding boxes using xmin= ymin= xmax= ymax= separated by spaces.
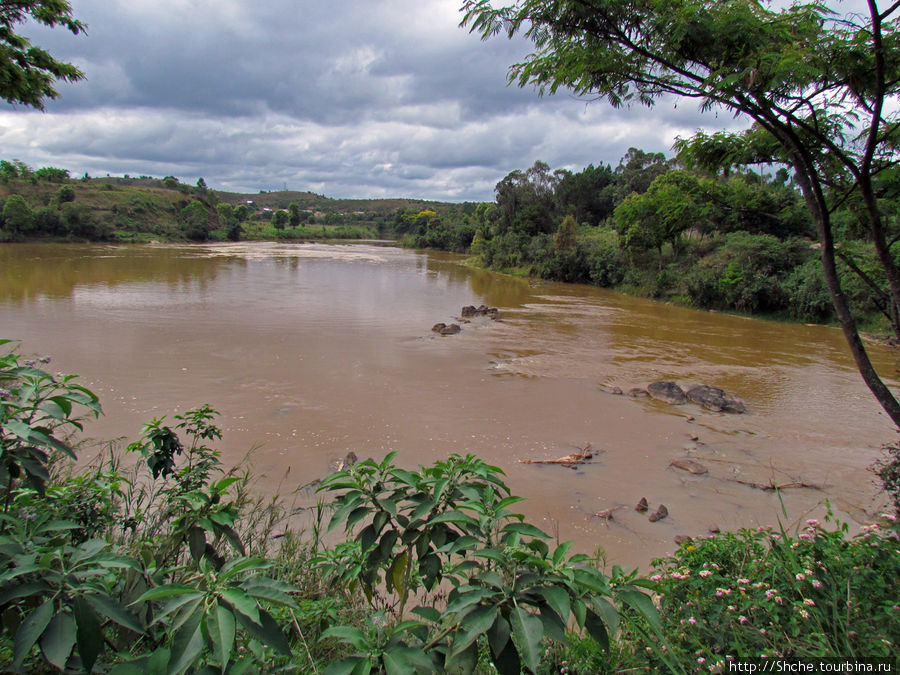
xmin=235 ymin=610 xmax=291 ymax=656
xmin=452 ymin=605 xmax=498 ymax=657
xmin=149 ymin=593 xmax=206 ymax=627
xmin=509 ymin=606 xmax=543 ymax=673
xmin=487 ymin=614 xmax=510 ymax=659
xmin=242 ymin=579 xmax=299 ymax=610
xmin=501 ymin=522 xmax=549 ymax=539
xmin=539 ymin=586 xmax=571 ymax=626
xmin=188 ymin=526 xmax=206 ymax=561
xmin=167 ymin=609 xmax=203 ymax=675
xmin=584 ymin=610 xmax=609 ymax=650
xmin=410 ymin=606 xmax=441 ymax=623
xmin=427 ymin=510 xmax=478 ymax=526
xmin=40 ymin=612 xmax=77 ymax=670
xmin=321 ymin=625 xmax=369 ymax=651
xmin=12 ymin=598 xmax=54 ymax=670
xmin=445 ymin=588 xmax=494 ymax=614
xmin=590 ymin=596 xmax=619 ymax=636
xmin=618 ymin=589 xmax=661 ymax=632
xmin=492 ymin=635 xmax=522 ymax=675
xmin=220 ymin=588 xmax=261 ymax=625
xmin=552 ymin=541 xmax=574 ymax=566
xmin=390 ymin=550 xmax=409 ymax=602
xmin=133 ymin=584 xmax=203 ymax=604
xmin=208 ymin=602 xmax=236 ymax=670
xmin=73 ymin=596 xmax=103 ymax=673
xmin=538 ymin=605 xmax=568 ymax=643
xmin=219 ymin=556 xmax=270 ymax=578
xmin=324 ymin=657 xmax=367 ymax=675
xmin=384 ymin=646 xmax=433 ymax=673
xmin=328 ymin=492 xmax=364 ymax=532
xmin=84 ymin=593 xmax=144 ymax=634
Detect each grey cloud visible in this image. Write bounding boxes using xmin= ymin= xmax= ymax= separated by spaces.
xmin=4 ymin=0 xmax=749 ymax=201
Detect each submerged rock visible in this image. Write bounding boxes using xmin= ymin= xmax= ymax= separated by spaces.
xmin=670 ymin=458 xmax=709 ymax=475
xmin=461 ymin=304 xmax=500 ymax=319
xmin=628 ymin=388 xmax=650 ymax=399
xmin=647 ymin=381 xmax=687 ymax=405
xmin=635 ymin=497 xmax=649 ymax=513
xmin=432 ymin=322 xmax=461 ymax=335
xmin=686 ymin=385 xmax=746 ymax=413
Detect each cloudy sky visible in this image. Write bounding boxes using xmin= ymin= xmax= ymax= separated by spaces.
xmin=0 ymin=0 xmax=746 ymax=202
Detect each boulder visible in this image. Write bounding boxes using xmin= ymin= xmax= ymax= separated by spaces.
xmin=686 ymin=384 xmax=747 ymax=413
xmin=461 ymin=305 xmax=501 ymax=319
xmin=635 ymin=497 xmax=649 ymax=513
xmin=628 ymin=388 xmax=650 ymax=399
xmin=647 ymin=381 xmax=687 ymax=405
xmin=649 ymin=504 xmax=669 ymax=522
xmin=432 ymin=323 xmax=446 ymax=333
xmin=670 ymin=458 xmax=709 ymax=475
xmin=440 ymin=323 xmax=461 ymax=335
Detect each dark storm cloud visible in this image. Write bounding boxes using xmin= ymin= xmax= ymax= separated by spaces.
xmin=0 ymin=0 xmax=746 ymax=201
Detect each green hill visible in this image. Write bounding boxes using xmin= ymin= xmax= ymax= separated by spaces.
xmin=0 ymin=163 xmax=472 ymax=243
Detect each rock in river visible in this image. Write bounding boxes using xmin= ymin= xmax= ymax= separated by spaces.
xmin=669 ymin=458 xmax=709 ymax=475
xmin=686 ymin=385 xmax=746 ymax=413
xmin=647 ymin=381 xmax=687 ymax=405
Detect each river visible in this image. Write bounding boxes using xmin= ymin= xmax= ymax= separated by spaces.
xmin=1 ymin=242 xmax=897 ymax=571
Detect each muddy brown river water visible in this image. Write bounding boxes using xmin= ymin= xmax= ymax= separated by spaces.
xmin=1 ymin=242 xmax=897 ymax=571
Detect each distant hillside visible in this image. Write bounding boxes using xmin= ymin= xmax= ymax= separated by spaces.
xmin=0 ymin=163 xmax=477 ymax=243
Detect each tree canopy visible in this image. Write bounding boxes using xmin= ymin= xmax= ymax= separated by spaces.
xmin=0 ymin=0 xmax=86 ymax=109
xmin=462 ymin=0 xmax=900 ymax=428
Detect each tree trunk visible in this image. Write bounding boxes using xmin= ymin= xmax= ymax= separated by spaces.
xmin=792 ymin=160 xmax=900 ymax=428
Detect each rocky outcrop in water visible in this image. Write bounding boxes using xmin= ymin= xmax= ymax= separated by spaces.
xmin=647 ymin=381 xmax=687 ymax=405
xmin=432 ymin=323 xmax=461 ymax=335
xmin=461 ymin=304 xmax=500 ymax=319
xmin=670 ymin=458 xmax=709 ymax=475
xmin=685 ymin=384 xmax=746 ymax=413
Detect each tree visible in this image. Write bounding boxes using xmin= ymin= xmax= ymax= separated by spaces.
xmin=1 ymin=194 xmax=33 ymax=233
xmin=181 ymin=200 xmax=209 ymax=241
xmin=288 ymin=202 xmax=302 ymax=228
xmin=462 ymin=0 xmax=900 ymax=428
xmin=0 ymin=1 xmax=86 ymax=108
xmin=271 ymin=210 xmax=288 ymax=230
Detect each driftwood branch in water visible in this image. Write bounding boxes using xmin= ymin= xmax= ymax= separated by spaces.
xmin=728 ymin=478 xmax=826 ymax=492
xmin=520 ymin=444 xmax=597 ymax=468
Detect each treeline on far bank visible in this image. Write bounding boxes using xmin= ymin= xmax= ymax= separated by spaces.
xmin=396 ymin=149 xmax=896 ymax=330
xmin=0 ymin=160 xmax=460 ymax=244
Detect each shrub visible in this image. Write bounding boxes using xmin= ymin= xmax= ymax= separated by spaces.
xmin=628 ymin=517 xmax=900 ymax=669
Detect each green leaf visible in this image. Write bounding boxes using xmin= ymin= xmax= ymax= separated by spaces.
xmin=241 ymin=578 xmax=299 ymax=610
xmin=384 ymin=646 xmax=433 ymax=674
xmin=321 ymin=625 xmax=369 ymax=651
xmin=40 ymin=612 xmax=77 ymax=670
xmin=12 ymin=598 xmax=54 ymax=670
xmin=590 ymin=596 xmax=619 ymax=637
xmin=410 ymin=606 xmax=441 ymax=623
xmin=324 ymin=658 xmax=367 ymax=675
xmin=235 ymin=609 xmax=291 ymax=656
xmin=427 ymin=510 xmax=478 ymax=526
xmin=219 ymin=556 xmax=270 ymax=578
xmin=618 ymin=589 xmax=661 ymax=632
xmin=492 ymin=635 xmax=522 ymax=675
xmin=584 ymin=609 xmax=609 ymax=650
xmin=538 ymin=605 xmax=568 ymax=643
xmin=452 ymin=605 xmax=498 ymax=657
xmin=133 ymin=584 xmax=203 ymax=605
xmin=167 ymin=608 xmax=203 ymax=675
xmin=73 ymin=596 xmax=103 ymax=673
xmin=328 ymin=492 xmax=364 ymax=532
xmin=487 ymin=614 xmax=510 ymax=660
xmin=208 ymin=602 xmax=236 ymax=670
xmin=220 ymin=588 xmax=261 ymax=626
xmin=509 ymin=606 xmax=543 ymax=673
xmin=84 ymin=593 xmax=144 ymax=634
xmin=552 ymin=541 xmax=573 ymax=566
xmin=188 ymin=526 xmax=206 ymax=562
xmin=501 ymin=522 xmax=549 ymax=539
xmin=390 ymin=550 xmax=409 ymax=601
xmin=539 ymin=586 xmax=571 ymax=625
